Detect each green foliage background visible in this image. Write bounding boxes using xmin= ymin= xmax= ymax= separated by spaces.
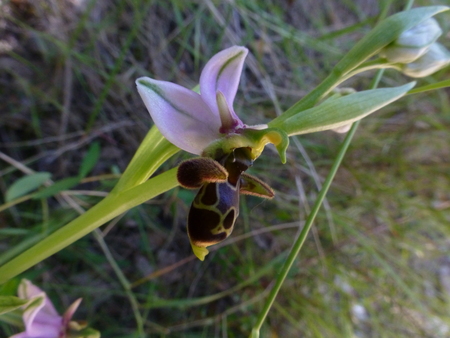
xmin=0 ymin=0 xmax=449 ymax=337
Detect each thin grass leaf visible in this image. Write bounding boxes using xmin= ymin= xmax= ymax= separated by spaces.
xmin=0 ymin=229 xmax=29 ymax=236
xmin=32 ymin=177 xmax=81 ymax=200
xmin=145 ymin=253 xmax=285 ymax=309
xmin=0 ymin=213 xmax=76 ymax=266
xmin=407 ymin=78 xmax=450 ymax=94
xmin=79 ymin=141 xmax=101 ymax=179
xmin=5 ymin=172 xmax=52 ymax=202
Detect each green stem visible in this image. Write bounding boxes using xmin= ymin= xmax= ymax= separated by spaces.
xmin=252 ymin=3 xmax=414 ymax=334
xmin=250 ymin=120 xmax=361 ymax=338
xmin=251 ymin=68 xmax=386 ymax=338
xmin=0 ymin=168 xmax=179 ymax=284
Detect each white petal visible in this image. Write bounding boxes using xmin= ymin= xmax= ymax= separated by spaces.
xmin=402 ymin=43 xmax=450 ymax=78
xmin=199 ymin=46 xmax=248 ymax=117
xmin=397 ymin=18 xmax=442 ymax=48
xmin=136 ymin=77 xmax=222 ymax=155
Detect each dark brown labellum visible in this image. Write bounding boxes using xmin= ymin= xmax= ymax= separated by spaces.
xmin=177 ymin=147 xmax=275 ymax=253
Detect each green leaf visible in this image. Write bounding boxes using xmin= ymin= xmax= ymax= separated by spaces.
xmin=0 ymin=279 xmax=20 ymax=296
xmin=277 ymin=82 xmax=416 ymax=136
xmin=0 ymin=228 xmax=29 ymax=236
xmin=33 ymin=177 xmax=81 ymax=199
xmin=335 ymin=6 xmax=449 ymax=75
xmin=0 ymin=296 xmax=27 ymax=315
xmin=79 ymin=142 xmax=101 ymax=178
xmin=112 ymin=125 xmax=179 ymax=193
xmin=270 ymin=6 xmax=449 ymax=126
xmin=5 ymin=172 xmax=52 ymax=202
xmin=0 ymin=168 xmax=179 ymax=284
xmin=407 ymin=78 xmax=450 ymax=95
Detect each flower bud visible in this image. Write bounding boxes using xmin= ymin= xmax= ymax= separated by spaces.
xmin=380 ymin=18 xmax=442 ymax=63
xmin=402 ymin=43 xmax=450 ymax=78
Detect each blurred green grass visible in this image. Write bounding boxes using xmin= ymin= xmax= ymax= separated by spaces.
xmin=0 ymin=0 xmax=449 ymax=337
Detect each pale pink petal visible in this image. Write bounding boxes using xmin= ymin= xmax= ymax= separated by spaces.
xmin=18 ymin=280 xmax=59 ymax=317
xmin=11 ymin=280 xmax=66 ymax=338
xmin=9 ymin=332 xmax=30 ymax=338
xmin=19 ymin=292 xmax=61 ymax=338
xmin=18 ymin=280 xmax=42 ymax=299
xmin=136 ymin=77 xmax=221 ymax=155
xmin=199 ymin=46 xmax=248 ymax=119
xmin=21 ymin=293 xmax=46 ymax=332
xmin=27 ymin=321 xmax=61 ymax=337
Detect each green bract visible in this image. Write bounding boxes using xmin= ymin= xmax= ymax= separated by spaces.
xmin=271 ymin=82 xmax=416 ymax=135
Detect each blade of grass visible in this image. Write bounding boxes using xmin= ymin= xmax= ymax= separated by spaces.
xmin=250 ymin=69 xmax=386 ymax=338
xmin=92 ymin=229 xmax=144 ymax=338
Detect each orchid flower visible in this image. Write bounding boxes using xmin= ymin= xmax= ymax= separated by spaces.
xmin=136 ymin=46 xmax=288 ymax=260
xmin=10 ymin=279 xmax=82 ymax=338
xmin=135 ymin=46 xmax=287 ymax=160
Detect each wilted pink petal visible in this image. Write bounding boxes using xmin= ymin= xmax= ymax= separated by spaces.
xmin=136 ymin=77 xmax=222 ymax=155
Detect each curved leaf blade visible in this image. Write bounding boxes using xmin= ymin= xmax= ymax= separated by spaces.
xmin=79 ymin=141 xmax=101 ymax=178
xmin=277 ymin=82 xmax=416 ymax=136
xmin=5 ymin=172 xmax=52 ymax=202
xmin=33 ymin=177 xmax=81 ymax=199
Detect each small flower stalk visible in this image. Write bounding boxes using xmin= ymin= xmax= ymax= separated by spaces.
xmin=136 ymin=46 xmax=288 ymax=260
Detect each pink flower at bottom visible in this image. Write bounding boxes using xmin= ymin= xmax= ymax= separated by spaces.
xmin=10 ymin=279 xmax=81 ymax=338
